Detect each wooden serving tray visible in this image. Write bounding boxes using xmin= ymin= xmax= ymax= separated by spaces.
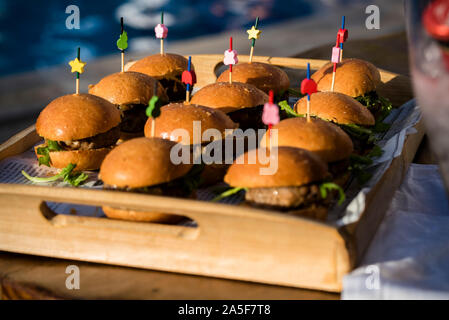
xmin=0 ymin=56 xmax=423 ymax=292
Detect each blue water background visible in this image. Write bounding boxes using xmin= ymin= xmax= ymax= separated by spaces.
xmin=0 ymin=0 xmax=314 ymax=75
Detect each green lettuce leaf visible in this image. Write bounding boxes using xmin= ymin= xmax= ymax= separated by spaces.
xmin=36 ymin=140 xmax=61 ymax=167
xmin=278 ymin=100 xmax=304 ymax=118
xmin=22 ymin=163 xmax=88 ymax=187
xmin=212 ymin=187 xmax=247 ymax=202
xmin=319 ymin=182 xmax=346 ymax=205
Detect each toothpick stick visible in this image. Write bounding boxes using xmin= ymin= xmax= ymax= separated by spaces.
xmin=300 ymin=62 xmax=317 ymax=121
xmin=340 ymin=16 xmax=345 ymax=62
xmin=224 ymin=37 xmax=238 ymax=84
xmin=182 ymin=56 xmax=196 ymax=104
xmin=330 ymin=35 xmax=341 ymax=92
xmin=76 ymin=48 xmax=80 ymax=94
xmin=160 ymin=12 xmax=164 ymax=55
xmin=69 ymin=47 xmax=86 ymax=95
xmin=247 ymin=17 xmax=261 ymax=63
xmin=229 ymin=37 xmax=233 ymax=84
xmin=306 ymin=64 xmax=311 ymax=122
xmin=117 ymin=17 xmax=128 ymax=72
xmin=146 ymin=80 xmax=161 ymax=138
xmin=121 ymin=18 xmax=125 ymax=72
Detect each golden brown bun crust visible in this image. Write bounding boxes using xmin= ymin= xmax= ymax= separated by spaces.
xmin=99 ymin=137 xmax=192 ymax=188
xmin=36 ymin=94 xmax=121 ymax=141
xmin=224 ymin=147 xmax=328 ymax=188
xmin=102 ymin=206 xmax=183 ymax=223
xmin=190 ymin=82 xmax=269 ymax=113
xmin=88 ymin=71 xmax=168 ymax=105
xmin=260 ymin=117 xmax=354 ymax=163
xmin=128 ymin=53 xmax=190 ymax=79
xmin=217 ymin=62 xmax=290 ymax=94
xmin=144 ymin=103 xmax=238 ymax=145
xmin=34 ymin=144 xmax=112 ymax=171
xmin=311 ymin=58 xmax=381 ymax=97
xmin=294 ymin=92 xmax=375 ymax=126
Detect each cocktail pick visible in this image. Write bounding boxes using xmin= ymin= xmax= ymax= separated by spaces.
xmin=146 ymin=81 xmax=162 ymax=138
xmin=300 ymin=63 xmax=318 ymax=122
xmin=337 ymin=16 xmax=348 ymax=62
xmin=116 ymin=17 xmax=128 ymax=72
xmin=223 ymin=37 xmax=238 ymax=84
xmin=155 ymin=12 xmax=168 ymax=55
xmin=182 ymin=56 xmax=196 ymax=104
xmin=247 ymin=16 xmax=261 ymax=63
xmin=262 ymin=90 xmax=280 ymax=143
xmin=68 ymin=47 xmax=86 ymax=95
xmin=330 ymin=34 xmax=342 ymax=92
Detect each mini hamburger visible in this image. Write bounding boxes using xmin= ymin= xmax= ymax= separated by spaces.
xmin=294 ymin=92 xmax=375 ymax=154
xmin=127 ymin=53 xmax=191 ymax=102
xmin=221 ymin=146 xmax=344 ymax=220
xmin=35 ymin=93 xmax=121 ymax=171
xmin=88 ymin=71 xmax=168 ymax=139
xmin=99 ymin=137 xmax=195 ymax=223
xmin=260 ymin=117 xmax=353 ymax=184
xmin=311 ymin=58 xmax=392 ymax=122
xmin=144 ymin=103 xmax=238 ymax=185
xmin=190 ymin=82 xmax=268 ymax=131
xmin=216 ymin=62 xmax=290 ymax=101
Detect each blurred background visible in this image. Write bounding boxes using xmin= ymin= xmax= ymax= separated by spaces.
xmin=0 ymin=0 xmax=405 ymax=142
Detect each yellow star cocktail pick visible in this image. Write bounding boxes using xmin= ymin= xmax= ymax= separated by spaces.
xmin=68 ymin=47 xmax=86 ymax=94
xmin=247 ymin=25 xmax=261 ymax=40
xmin=247 ymin=17 xmax=261 ymax=63
xmin=69 ymin=57 xmax=86 ymax=74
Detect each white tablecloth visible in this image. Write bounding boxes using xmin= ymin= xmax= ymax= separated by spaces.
xmin=343 ymin=164 xmax=449 ymax=299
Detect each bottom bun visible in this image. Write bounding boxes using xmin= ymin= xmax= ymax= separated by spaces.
xmin=102 ymin=206 xmax=184 ymax=224
xmin=35 ymin=144 xmax=112 ymax=171
xmin=286 ymin=205 xmax=328 ymax=221
xmin=242 ymin=202 xmax=328 ymax=221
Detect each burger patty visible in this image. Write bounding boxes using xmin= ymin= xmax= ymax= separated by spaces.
xmin=159 ymin=76 xmax=186 ymax=102
xmin=58 ymin=126 xmax=120 ymax=151
xmin=119 ymin=104 xmax=148 ymax=133
xmin=245 ymin=183 xmax=325 ymax=208
xmin=228 ymin=105 xmax=288 ymax=132
xmin=104 ymin=182 xmax=190 ymax=198
xmin=328 ymin=158 xmax=350 ymax=177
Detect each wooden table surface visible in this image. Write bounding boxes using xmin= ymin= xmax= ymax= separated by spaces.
xmin=0 ymin=32 xmax=436 ymax=300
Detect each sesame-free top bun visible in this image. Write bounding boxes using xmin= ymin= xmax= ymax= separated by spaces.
xmin=100 ymin=137 xmax=193 ymax=188
xmin=217 ymin=62 xmax=290 ymax=95
xmin=128 ymin=53 xmax=190 ymax=79
xmin=144 ymin=103 xmax=238 ymax=145
xmin=224 ymin=146 xmax=328 ymax=188
xmin=36 ymin=93 xmax=121 ymax=141
xmin=190 ymin=82 xmax=269 ymax=113
xmin=311 ymin=58 xmax=381 ymax=97
xmin=88 ymin=71 xmax=168 ymax=106
xmin=260 ymin=117 xmax=353 ymax=163
xmin=294 ymin=92 xmax=375 ymax=126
